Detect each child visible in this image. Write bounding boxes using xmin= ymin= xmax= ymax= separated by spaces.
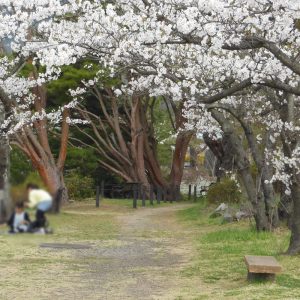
xmin=7 ymin=202 xmax=31 ymax=233
xmin=26 ymin=183 xmax=53 ymax=232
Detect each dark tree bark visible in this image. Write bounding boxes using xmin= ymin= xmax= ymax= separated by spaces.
xmin=75 ymin=89 xmax=192 ymax=198
xmin=167 ymin=100 xmax=193 ymax=196
xmin=0 ymin=108 xmax=10 ymax=222
xmin=277 ymin=94 xmax=300 ymax=254
xmin=210 ymin=110 xmax=269 ymax=231
xmin=12 ymin=73 xmax=70 ymax=207
xmin=75 ymin=90 xmax=149 ymax=185
xmin=205 ymin=100 xmax=279 ymax=229
xmin=169 ymin=131 xmax=193 ymax=186
xmin=228 ymin=109 xmax=279 ymax=228
xmin=287 ymin=179 xmax=300 ymax=254
xmin=13 ymin=116 xmax=70 ymax=206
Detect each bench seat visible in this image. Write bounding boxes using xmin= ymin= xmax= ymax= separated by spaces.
xmin=244 ymin=255 xmax=282 ymax=281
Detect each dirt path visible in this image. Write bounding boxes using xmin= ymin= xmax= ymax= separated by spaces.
xmin=73 ymin=204 xmax=200 ymax=300
xmin=0 ymin=203 xmax=201 ymax=300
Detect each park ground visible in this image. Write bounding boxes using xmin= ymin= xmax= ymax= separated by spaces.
xmin=0 ymin=199 xmax=300 ymax=299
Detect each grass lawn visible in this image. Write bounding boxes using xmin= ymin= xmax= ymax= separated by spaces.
xmin=1 ymin=198 xmax=299 ymax=299
xmin=177 ymin=200 xmax=300 ymax=299
xmin=0 ymin=198 xmax=176 ymax=299
xmin=0 ymin=199 xmax=121 ymax=298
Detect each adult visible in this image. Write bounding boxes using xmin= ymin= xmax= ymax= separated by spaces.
xmin=26 ymin=183 xmax=53 ymax=231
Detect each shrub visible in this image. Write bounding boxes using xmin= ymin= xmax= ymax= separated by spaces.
xmin=65 ymin=172 xmax=95 ymax=200
xmin=207 ymin=177 xmax=242 ymax=204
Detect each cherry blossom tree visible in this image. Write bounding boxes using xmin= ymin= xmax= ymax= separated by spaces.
xmin=0 ymin=1 xmax=83 ymax=216
xmin=44 ymin=0 xmax=300 ymax=251
xmin=73 ymin=85 xmax=193 ymax=195
xmin=2 ymin=0 xmax=300 ymax=253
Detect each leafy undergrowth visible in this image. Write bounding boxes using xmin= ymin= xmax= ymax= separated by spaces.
xmin=178 ymin=201 xmax=300 ymax=299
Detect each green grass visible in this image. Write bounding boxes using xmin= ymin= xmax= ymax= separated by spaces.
xmin=0 ymin=200 xmax=121 ymax=298
xmin=2 ymin=198 xmax=299 ymax=299
xmin=178 ymin=202 xmax=300 ymax=299
xmin=0 ymin=198 xmax=196 ymax=299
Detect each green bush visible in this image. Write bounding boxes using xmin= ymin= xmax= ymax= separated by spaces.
xmin=65 ymin=172 xmax=95 ymax=200
xmin=207 ymin=177 xmax=242 ymax=204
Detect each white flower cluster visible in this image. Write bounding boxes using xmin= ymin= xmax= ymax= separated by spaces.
xmin=1 ymin=0 xmax=300 ymax=192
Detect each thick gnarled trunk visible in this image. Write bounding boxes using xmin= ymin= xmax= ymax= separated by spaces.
xmin=208 ymin=104 xmax=279 ymax=229
xmin=130 ymin=96 xmax=149 ymax=187
xmin=13 ymin=79 xmax=70 ymax=208
xmin=35 ymin=159 xmax=68 ymax=209
xmin=242 ymin=124 xmax=279 ymax=228
xmin=211 ymin=110 xmax=269 ymax=231
xmin=77 ymin=91 xmax=192 ymax=198
xmin=287 ymin=179 xmax=300 ymax=254
xmin=279 ymin=94 xmax=300 ymax=254
xmin=14 ymin=123 xmax=69 ymax=207
xmin=170 ymin=131 xmax=193 ymax=187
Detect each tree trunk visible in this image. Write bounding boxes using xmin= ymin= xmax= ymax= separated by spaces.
xmin=261 ymin=153 xmax=279 ymax=228
xmin=170 ymin=131 xmax=193 ymax=186
xmin=287 ymin=178 xmax=300 ymax=254
xmin=77 ymin=91 xmax=193 ymax=198
xmin=168 ymin=131 xmax=193 ymax=199
xmin=130 ymin=96 xmax=149 ymax=187
xmin=140 ymin=100 xmax=167 ymax=187
xmin=279 ymin=94 xmax=300 ymax=254
xmin=0 ymin=141 xmax=10 ymax=222
xmin=238 ymin=166 xmax=269 ymax=231
xmin=218 ymin=106 xmax=279 ymax=229
xmin=36 ymin=160 xmax=68 ymax=207
xmin=0 ymin=107 xmax=11 ymax=222
xmin=211 ymin=110 xmax=269 ymax=231
xmin=242 ymin=123 xmax=279 ymax=228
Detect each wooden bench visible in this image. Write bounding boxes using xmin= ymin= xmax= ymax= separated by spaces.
xmin=244 ymin=255 xmax=282 ymax=281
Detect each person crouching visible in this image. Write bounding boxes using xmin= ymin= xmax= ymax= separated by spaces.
xmin=26 ymin=183 xmax=53 ymax=232
xmin=7 ymin=202 xmax=31 ymax=233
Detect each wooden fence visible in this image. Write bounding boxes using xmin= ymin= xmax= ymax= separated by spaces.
xmin=95 ymin=182 xmax=210 ymax=208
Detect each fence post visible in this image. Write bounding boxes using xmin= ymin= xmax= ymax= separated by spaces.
xmin=157 ymin=186 xmax=161 ymax=204
xmin=163 ymin=187 xmax=167 ymax=203
xmin=194 ymin=185 xmax=197 ymax=202
xmin=170 ymin=186 xmax=174 ymax=203
xmin=188 ymin=184 xmax=192 ymax=201
xmin=96 ymin=185 xmax=100 ymax=207
xmin=111 ymin=185 xmax=115 ymax=199
xmin=137 ymin=183 xmax=141 ymax=200
xmin=150 ymin=185 xmax=154 ymax=205
xmin=101 ymin=181 xmax=104 ymax=198
xmin=133 ymin=183 xmax=137 ymax=208
xmin=142 ymin=185 xmax=146 ymax=207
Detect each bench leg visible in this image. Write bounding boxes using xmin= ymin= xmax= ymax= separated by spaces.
xmin=247 ymin=272 xmax=275 ymax=282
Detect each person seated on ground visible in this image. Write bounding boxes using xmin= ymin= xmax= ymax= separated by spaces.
xmin=26 ymin=183 xmax=53 ymax=232
xmin=7 ymin=202 xmax=31 ymax=233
